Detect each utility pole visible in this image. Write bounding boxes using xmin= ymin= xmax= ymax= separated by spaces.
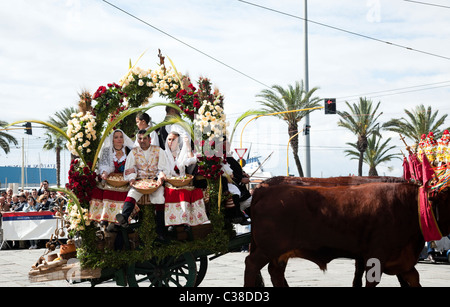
xmin=304 ymin=0 xmax=311 ymax=177
xmin=21 ymin=137 xmax=24 ymax=190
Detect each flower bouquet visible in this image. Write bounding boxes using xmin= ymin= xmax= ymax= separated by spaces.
xmin=120 ymin=64 xmax=181 ymax=107
xmin=66 ymin=112 xmax=98 ymax=163
xmin=65 ymin=159 xmax=97 ymax=204
xmin=92 ymin=83 xmax=128 ymax=131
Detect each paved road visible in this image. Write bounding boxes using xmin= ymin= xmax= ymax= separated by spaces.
xmin=0 ymin=248 xmax=448 ymax=287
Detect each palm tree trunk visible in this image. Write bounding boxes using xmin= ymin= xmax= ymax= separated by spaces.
xmin=358 ymin=151 xmax=364 ymax=176
xmin=368 ymin=167 xmax=378 ymax=176
xmin=357 ymin=135 xmax=368 ymax=176
xmin=288 ymin=124 xmax=304 ymax=177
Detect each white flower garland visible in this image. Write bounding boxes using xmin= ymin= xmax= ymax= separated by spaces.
xmin=66 ymin=111 xmax=97 ymax=156
xmin=194 ymin=95 xmax=229 ymax=142
xmin=65 ymin=201 xmax=90 ymax=232
xmin=119 ymin=65 xmax=180 ymax=98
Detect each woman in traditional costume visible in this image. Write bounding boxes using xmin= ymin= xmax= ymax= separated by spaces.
xmin=98 ymin=129 xmax=135 ymax=177
xmin=163 ymin=132 xmax=209 ymax=230
xmin=89 ymin=129 xmax=138 ymax=225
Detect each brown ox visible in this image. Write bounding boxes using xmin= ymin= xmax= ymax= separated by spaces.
xmin=257 ymin=175 xmax=407 ymax=287
xmin=260 ymin=175 xmax=405 ymax=188
xmin=244 ymin=182 xmax=450 ymax=287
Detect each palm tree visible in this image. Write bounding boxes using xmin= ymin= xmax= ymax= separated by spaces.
xmin=344 ymin=134 xmax=401 ymax=176
xmin=0 ymin=120 xmax=18 ymax=154
xmin=382 ymin=104 xmax=448 ymax=146
xmin=337 ymin=97 xmax=382 ymax=176
xmin=256 ymin=81 xmax=321 ymax=177
xmin=43 ymin=107 xmax=77 ymax=187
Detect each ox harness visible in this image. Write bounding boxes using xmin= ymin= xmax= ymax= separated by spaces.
xmin=404 ymin=152 xmax=444 ymax=241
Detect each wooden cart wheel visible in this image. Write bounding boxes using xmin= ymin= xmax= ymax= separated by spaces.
xmin=134 ymin=252 xmax=197 ymax=287
xmin=194 ymin=255 xmax=208 ymax=287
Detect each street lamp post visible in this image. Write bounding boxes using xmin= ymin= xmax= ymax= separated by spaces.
xmin=304 ymin=0 xmax=311 ymax=177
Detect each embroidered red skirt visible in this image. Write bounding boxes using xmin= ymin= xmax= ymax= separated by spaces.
xmin=89 ymin=185 xmax=139 ymax=223
xmin=164 ymin=186 xmax=209 ymax=226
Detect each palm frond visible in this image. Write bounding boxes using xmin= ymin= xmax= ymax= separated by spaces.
xmin=166 ymin=55 xmax=184 ymax=89
xmin=229 ymin=109 xmax=268 ymax=144
xmin=383 ymin=104 xmax=448 ymax=144
xmin=0 ymin=121 xmax=19 ymax=151
xmin=8 ymin=120 xmax=88 ymax=166
xmin=49 ymin=187 xmax=86 ymax=226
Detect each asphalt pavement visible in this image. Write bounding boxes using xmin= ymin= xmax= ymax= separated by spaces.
xmin=0 ymin=247 xmax=449 ymax=287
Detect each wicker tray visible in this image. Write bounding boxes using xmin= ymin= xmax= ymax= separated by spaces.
xmin=132 ymin=179 xmax=160 ymax=194
xmin=166 ymin=174 xmax=194 ymax=187
xmin=106 ymin=173 xmax=128 ymax=187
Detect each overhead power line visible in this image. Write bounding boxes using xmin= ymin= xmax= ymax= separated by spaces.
xmin=403 ymin=0 xmax=450 ymax=9
xmin=102 ymin=0 xmax=271 ymax=89
xmin=102 ymin=0 xmax=450 ymax=118
xmin=337 ymin=80 xmax=450 ymax=101
xmin=237 ymin=0 xmax=450 ymax=61
xmin=226 ymin=80 xmax=450 ymax=119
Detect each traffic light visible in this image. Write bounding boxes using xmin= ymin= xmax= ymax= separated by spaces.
xmin=304 ymin=124 xmax=311 ymax=135
xmin=324 ymin=98 xmax=336 ymax=114
xmin=23 ymin=122 xmax=32 ymax=135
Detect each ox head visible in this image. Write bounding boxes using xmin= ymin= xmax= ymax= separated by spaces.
xmin=429 ymin=188 xmax=450 ymax=237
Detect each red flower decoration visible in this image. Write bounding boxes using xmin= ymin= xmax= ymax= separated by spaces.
xmin=66 ymin=159 xmax=97 ymax=205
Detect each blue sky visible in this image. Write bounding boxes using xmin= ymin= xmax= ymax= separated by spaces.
xmin=1 ymin=0 xmax=450 ymax=183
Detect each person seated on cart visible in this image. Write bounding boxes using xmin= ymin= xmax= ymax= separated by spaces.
xmin=156 ymin=104 xmax=192 ymax=151
xmin=116 ymin=129 xmax=169 ymax=238
xmin=163 ymin=131 xmax=209 ymax=232
xmin=222 ymin=140 xmax=251 ymax=225
xmin=90 ymin=129 xmax=137 ymax=228
xmin=135 ymin=111 xmax=160 ymax=147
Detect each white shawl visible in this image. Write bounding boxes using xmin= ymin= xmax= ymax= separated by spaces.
xmin=98 ymin=129 xmax=135 ymax=175
xmin=164 ymin=133 xmax=196 ymax=177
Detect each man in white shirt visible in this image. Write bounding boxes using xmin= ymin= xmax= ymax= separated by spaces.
xmin=157 ymin=104 xmax=191 ymax=150
xmin=135 ymin=112 xmax=160 ymax=147
xmin=116 ymin=130 xmax=169 ymax=237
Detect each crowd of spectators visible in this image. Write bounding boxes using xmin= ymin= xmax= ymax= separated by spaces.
xmin=0 ymin=180 xmax=64 ymax=213
xmin=0 ymin=180 xmax=67 ymax=249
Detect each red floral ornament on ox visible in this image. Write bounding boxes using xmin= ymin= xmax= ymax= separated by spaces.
xmin=418 ymin=153 xmax=443 ymax=241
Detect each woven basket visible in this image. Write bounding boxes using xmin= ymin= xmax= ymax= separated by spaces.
xmin=106 ymin=173 xmax=128 ymax=187
xmin=132 ymin=179 xmax=160 ymax=194
xmin=166 ymin=174 xmax=194 ymax=187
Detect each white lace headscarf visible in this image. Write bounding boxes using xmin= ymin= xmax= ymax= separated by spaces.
xmin=98 ymin=129 xmax=135 ymax=175
xmin=164 ymin=131 xmax=196 ymax=177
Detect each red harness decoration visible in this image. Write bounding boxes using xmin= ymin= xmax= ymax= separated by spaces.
xmin=418 ymin=187 xmax=442 ymax=241
xmin=404 ymin=152 xmax=443 ymax=241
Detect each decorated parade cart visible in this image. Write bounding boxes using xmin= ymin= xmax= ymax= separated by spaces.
xmin=17 ymin=50 xmax=450 ymax=288
xmin=17 ymin=51 xmax=251 ymax=287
